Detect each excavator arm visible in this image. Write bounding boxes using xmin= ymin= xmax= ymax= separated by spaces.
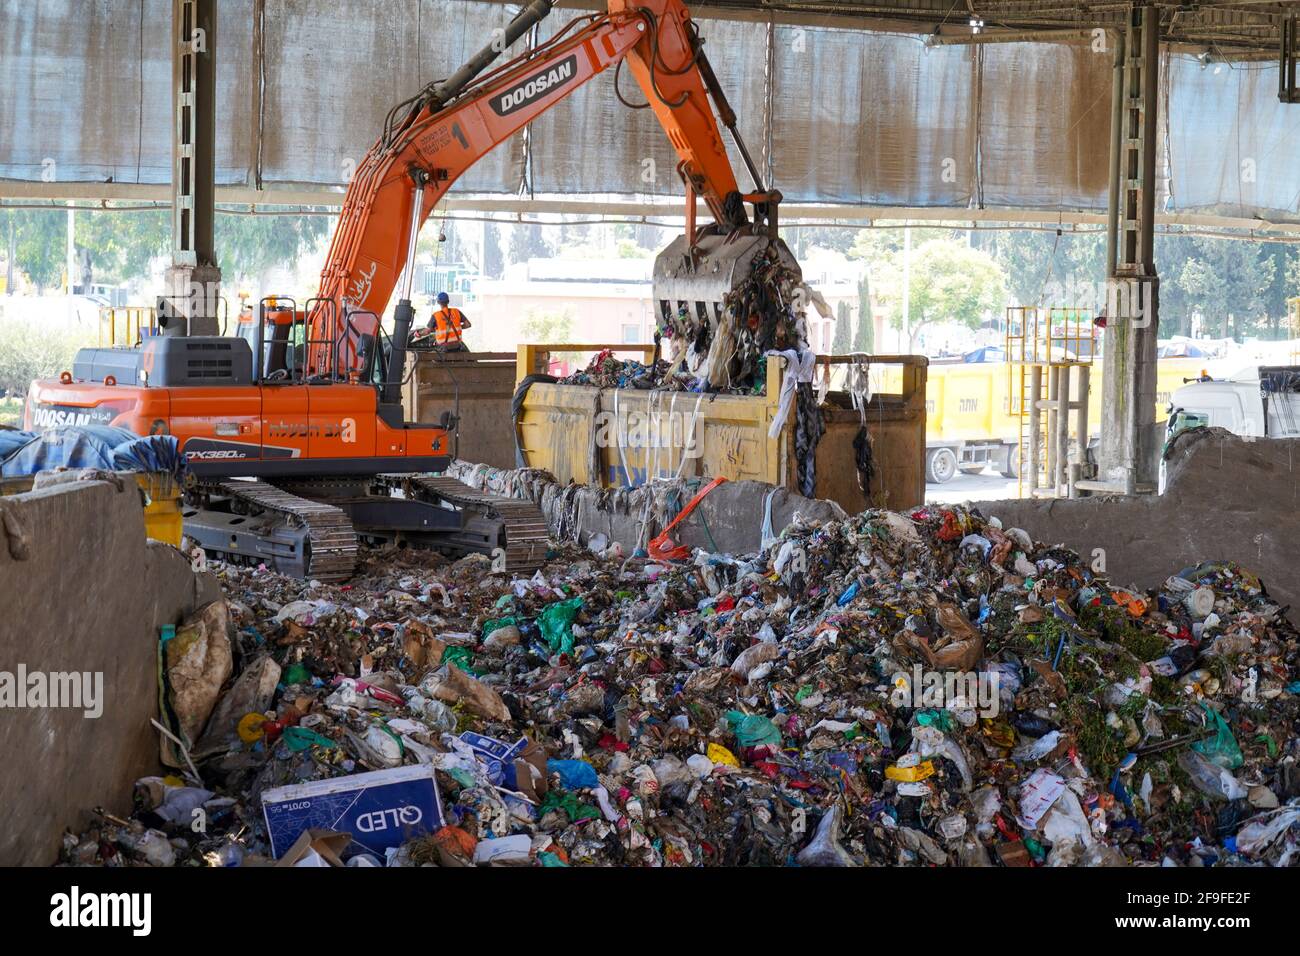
xmin=312 ymin=0 xmax=792 ymax=379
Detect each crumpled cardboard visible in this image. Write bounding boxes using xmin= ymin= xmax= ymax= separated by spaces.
xmin=274 ymin=829 xmax=351 ymax=868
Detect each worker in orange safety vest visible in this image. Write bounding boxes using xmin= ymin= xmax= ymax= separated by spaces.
xmin=427 ymin=291 xmax=471 ymax=351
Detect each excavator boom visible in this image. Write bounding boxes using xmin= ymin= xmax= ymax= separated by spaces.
xmin=312 ymin=0 xmax=795 ymax=377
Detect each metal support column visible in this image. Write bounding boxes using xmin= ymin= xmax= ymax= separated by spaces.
xmin=1055 ymin=365 xmax=1071 ymax=496
xmin=1098 ymin=4 xmax=1160 ymax=494
xmin=1027 ymin=365 xmax=1042 ymax=496
xmin=1282 ymin=15 xmax=1298 ymax=103
xmin=1045 ymin=366 xmax=1058 ymax=491
xmin=1072 ymin=365 xmax=1091 ymax=498
xmin=163 ymin=0 xmax=221 ymax=336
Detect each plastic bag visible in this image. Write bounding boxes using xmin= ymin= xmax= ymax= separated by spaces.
xmin=538 ymin=597 xmax=583 ymax=656
xmin=1178 ymin=748 xmax=1247 ymax=801
xmin=440 ymin=645 xmax=477 ymax=675
xmin=547 ymin=758 xmax=599 ymax=790
xmin=1191 ymin=702 xmax=1243 ymax=770
xmin=482 ymin=615 xmax=517 ymax=638
xmin=725 ymin=710 xmax=781 ymax=748
xmin=795 ymin=804 xmax=856 ymax=867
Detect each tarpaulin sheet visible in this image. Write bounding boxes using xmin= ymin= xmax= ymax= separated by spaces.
xmin=0 ymin=427 xmax=184 ymax=479
xmin=976 ymin=41 xmax=1112 ymax=211
xmin=770 ymin=25 xmax=976 ymax=207
xmin=1167 ymin=54 xmax=1300 ymax=222
xmin=525 ymin=9 xmax=766 ymax=198
xmin=0 ymin=0 xmax=254 ymax=186
xmin=259 ymin=0 xmax=526 ymax=192
xmin=2 ymin=1 xmax=1298 ymax=223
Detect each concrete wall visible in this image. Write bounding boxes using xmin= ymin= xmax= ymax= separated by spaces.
xmin=0 ymin=479 xmax=219 ymax=866
xmin=455 ymin=427 xmax=1298 ymax=628
xmin=971 ymin=429 xmax=1300 ymax=622
xmin=447 ymin=462 xmax=845 ymax=557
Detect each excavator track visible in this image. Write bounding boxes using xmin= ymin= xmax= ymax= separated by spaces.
xmin=188 ymin=479 xmax=359 ymax=583
xmin=389 ymin=474 xmax=550 ymax=572
xmin=184 ymin=474 xmax=547 ymax=581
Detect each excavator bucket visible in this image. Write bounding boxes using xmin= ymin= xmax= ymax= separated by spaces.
xmin=651 ymin=231 xmax=802 ymax=327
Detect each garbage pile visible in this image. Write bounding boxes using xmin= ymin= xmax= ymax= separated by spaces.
xmin=61 ymin=505 xmax=1300 ymax=867
xmin=556 ymin=245 xmax=809 ymax=395
xmin=557 ymin=350 xmax=673 ymax=391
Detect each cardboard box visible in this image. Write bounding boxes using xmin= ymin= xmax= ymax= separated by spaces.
xmin=262 ymin=764 xmax=444 ymax=860
xmin=273 ymin=829 xmax=351 ymax=867
xmin=460 ymin=731 xmax=527 ymax=787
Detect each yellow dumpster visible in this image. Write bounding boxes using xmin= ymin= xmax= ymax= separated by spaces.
xmin=514 ymin=344 xmax=929 ymax=512
xmin=136 ymin=472 xmax=183 ymax=548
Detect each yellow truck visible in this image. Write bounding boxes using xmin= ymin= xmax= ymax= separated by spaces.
xmin=897 ymin=357 xmax=1209 ymax=483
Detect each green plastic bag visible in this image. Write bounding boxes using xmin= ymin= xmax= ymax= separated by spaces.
xmin=1191 ymin=702 xmax=1243 ymax=770
xmin=441 ymin=645 xmax=477 ymax=675
xmin=538 ymin=597 xmax=583 ymax=655
xmin=282 ymin=727 xmax=341 ymax=753
xmin=483 ymin=615 xmax=516 ymax=638
xmin=282 ymin=662 xmax=312 ymax=686
xmin=916 ymin=709 xmax=956 ymax=734
xmin=541 ymin=789 xmax=599 ymax=823
xmin=725 ymin=710 xmax=782 ymax=748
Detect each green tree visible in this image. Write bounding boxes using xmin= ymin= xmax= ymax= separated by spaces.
xmin=74 ymin=207 xmax=170 ymax=288
xmin=982 ymin=228 xmax=1105 ymax=308
xmin=1171 ymin=237 xmax=1274 ymax=341
xmin=1258 ymin=242 xmax=1293 ymax=333
xmin=508 ymin=222 xmax=554 ymax=264
xmin=1154 ymin=232 xmax=1199 ymax=336
xmin=520 ymin=307 xmax=574 ymax=343
xmin=616 ymin=237 xmax=651 ymax=259
xmin=215 ymin=210 xmax=331 ymax=289
xmin=832 ymin=300 xmax=851 ymax=354
xmin=786 ymin=225 xmax=856 ymax=258
xmin=0 ymin=207 xmax=65 ymax=292
xmin=877 ymin=239 xmax=1007 ymax=350
xmin=847 ymin=224 xmax=954 ymax=264
xmin=854 ymin=273 xmax=874 ymax=353
xmin=483 ymin=223 xmax=505 ymax=278
xmin=519 ymin=307 xmax=578 ymax=362
xmin=0 ymin=315 xmax=83 ymax=398
xmin=1288 ymin=249 xmax=1300 ymax=334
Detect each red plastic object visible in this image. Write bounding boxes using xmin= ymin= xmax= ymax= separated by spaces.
xmin=646 ymin=476 xmax=728 ymax=562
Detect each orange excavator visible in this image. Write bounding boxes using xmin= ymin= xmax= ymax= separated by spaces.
xmin=26 ymin=0 xmax=800 ymax=581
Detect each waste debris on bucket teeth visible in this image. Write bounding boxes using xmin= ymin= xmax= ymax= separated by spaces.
xmin=651 ymin=232 xmax=803 ymax=323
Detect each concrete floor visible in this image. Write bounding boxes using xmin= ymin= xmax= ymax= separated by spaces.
xmin=925 ymin=468 xmax=1022 ymax=505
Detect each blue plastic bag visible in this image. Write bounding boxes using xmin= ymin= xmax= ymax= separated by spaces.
xmin=547 ymin=758 xmax=599 ymax=790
